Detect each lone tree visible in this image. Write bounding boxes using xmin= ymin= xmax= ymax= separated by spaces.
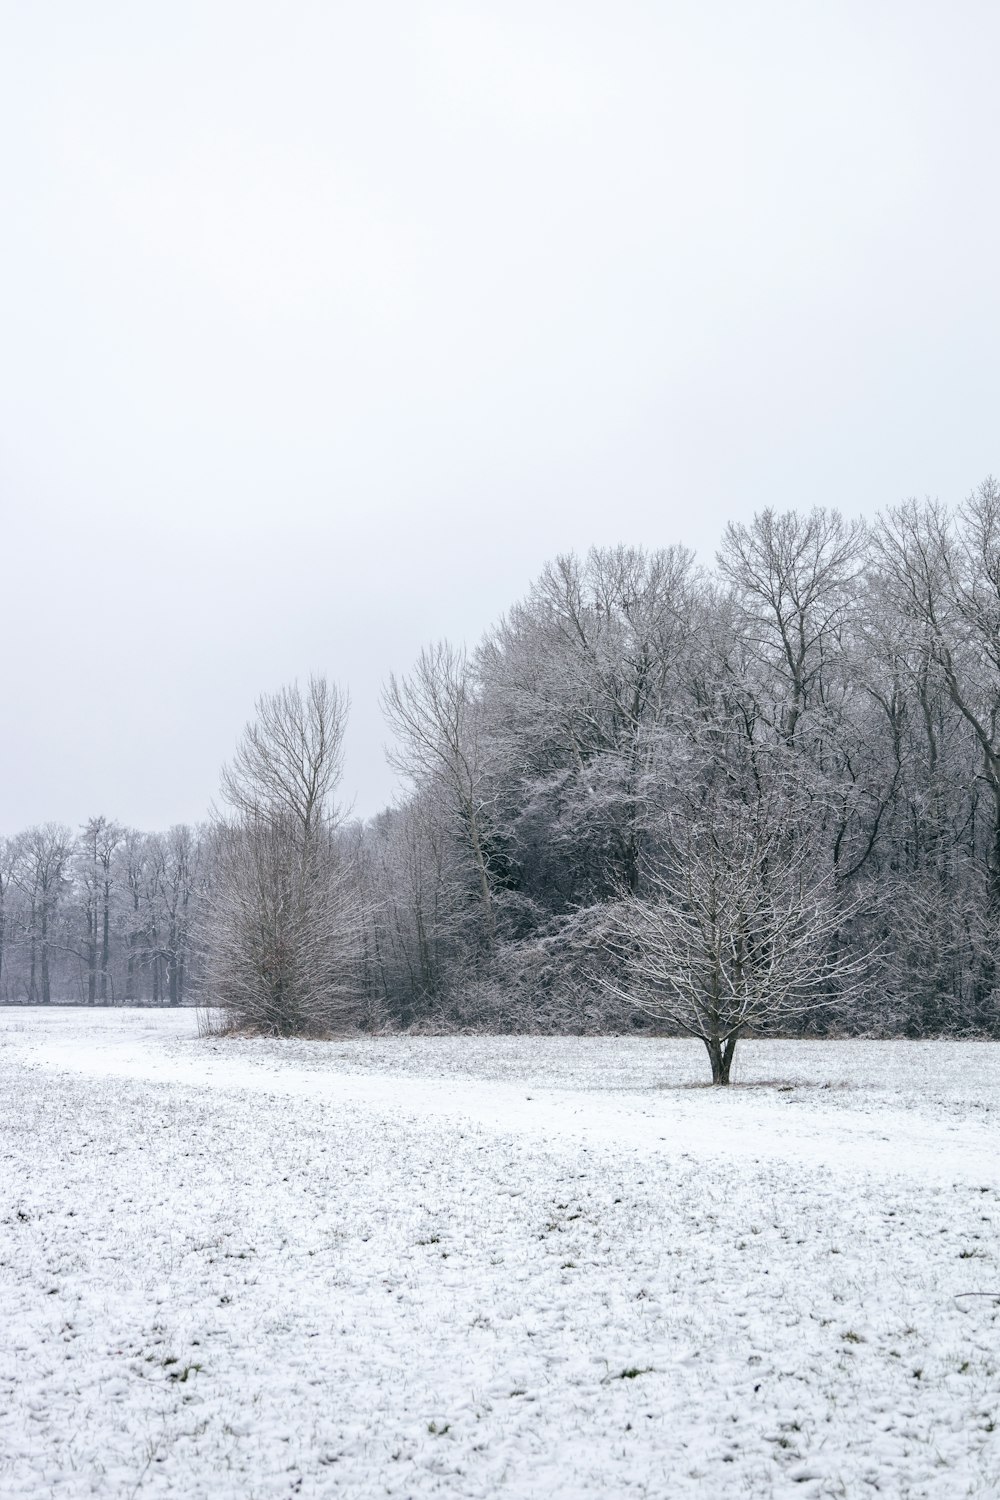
xmin=605 ymin=792 xmax=864 ymax=1084
xmin=202 ymin=677 xmax=362 ymax=1035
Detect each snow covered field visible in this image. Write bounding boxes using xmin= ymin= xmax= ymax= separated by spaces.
xmin=1 ymin=1010 xmax=998 ymax=1499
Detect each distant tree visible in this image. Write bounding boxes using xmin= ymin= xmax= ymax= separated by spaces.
xmin=151 ymin=825 xmax=204 ymax=1005
xmin=0 ymin=836 xmax=17 ymax=1000
xmin=73 ymin=817 xmax=124 ymax=1003
xmin=115 ymin=828 xmax=152 ymax=1003
xmin=717 ymin=507 xmax=865 ymax=743
xmin=13 ymin=825 xmax=73 ymax=1003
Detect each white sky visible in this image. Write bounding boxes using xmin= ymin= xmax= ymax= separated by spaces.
xmin=2 ymin=1 xmax=999 ymax=832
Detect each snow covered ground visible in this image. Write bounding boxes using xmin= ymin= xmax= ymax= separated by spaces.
xmin=1 ymin=1009 xmax=998 ymax=1498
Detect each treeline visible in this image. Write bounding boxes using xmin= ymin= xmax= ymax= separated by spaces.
xmin=6 ymin=487 xmax=1000 ymax=1044
xmin=0 ymin=821 xmax=205 ymax=1006
xmin=363 ymin=486 xmax=1000 ymax=1040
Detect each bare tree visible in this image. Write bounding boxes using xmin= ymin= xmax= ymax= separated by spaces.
xmin=604 ymin=785 xmax=864 ymax=1084
xmin=718 ymin=507 xmax=865 ymax=747
xmin=203 ymin=677 xmax=361 ymax=1034
xmin=74 ymin=817 xmax=124 ymax=1003
xmin=203 ymin=815 xmax=362 ymax=1035
xmin=0 ymin=836 xmax=17 ymax=1000
xmin=143 ymin=824 xmax=205 ymax=1005
xmin=382 ymin=643 xmax=496 ymax=948
xmin=115 ymin=827 xmax=151 ymax=1003
xmin=358 ymin=793 xmax=478 ymax=1025
xmin=13 ymin=825 xmax=73 ymax=1003
xmin=221 ymin=676 xmax=348 ymax=849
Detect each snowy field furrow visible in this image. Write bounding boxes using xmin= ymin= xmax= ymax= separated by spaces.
xmin=1 ymin=1010 xmax=998 ymax=1498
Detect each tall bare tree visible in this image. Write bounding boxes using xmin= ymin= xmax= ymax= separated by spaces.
xmin=203 ymin=677 xmax=360 ymax=1034
xmin=13 ymin=825 xmax=73 ymax=1004
xmin=221 ymin=676 xmax=348 ymax=850
xmin=74 ymin=817 xmax=124 ymax=1003
xmin=383 ymin=643 xmax=496 ymax=948
xmin=0 ymin=836 xmax=16 ymax=1001
xmin=718 ymin=507 xmax=865 ymax=748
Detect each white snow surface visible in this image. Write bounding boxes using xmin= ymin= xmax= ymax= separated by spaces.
xmin=1 ymin=1009 xmax=998 ymax=1499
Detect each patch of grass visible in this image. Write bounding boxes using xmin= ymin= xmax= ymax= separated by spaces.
xmin=661 ymin=1079 xmax=854 ymax=1094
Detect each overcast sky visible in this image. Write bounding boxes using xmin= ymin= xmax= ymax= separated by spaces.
xmin=2 ymin=0 xmax=998 ymax=832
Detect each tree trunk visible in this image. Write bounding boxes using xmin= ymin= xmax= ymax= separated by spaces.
xmin=87 ymin=921 xmax=97 ymax=1005
xmin=41 ymin=908 xmax=51 ymax=1005
xmin=100 ymin=887 xmax=111 ymax=1002
xmin=704 ymin=1033 xmax=739 ymax=1085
